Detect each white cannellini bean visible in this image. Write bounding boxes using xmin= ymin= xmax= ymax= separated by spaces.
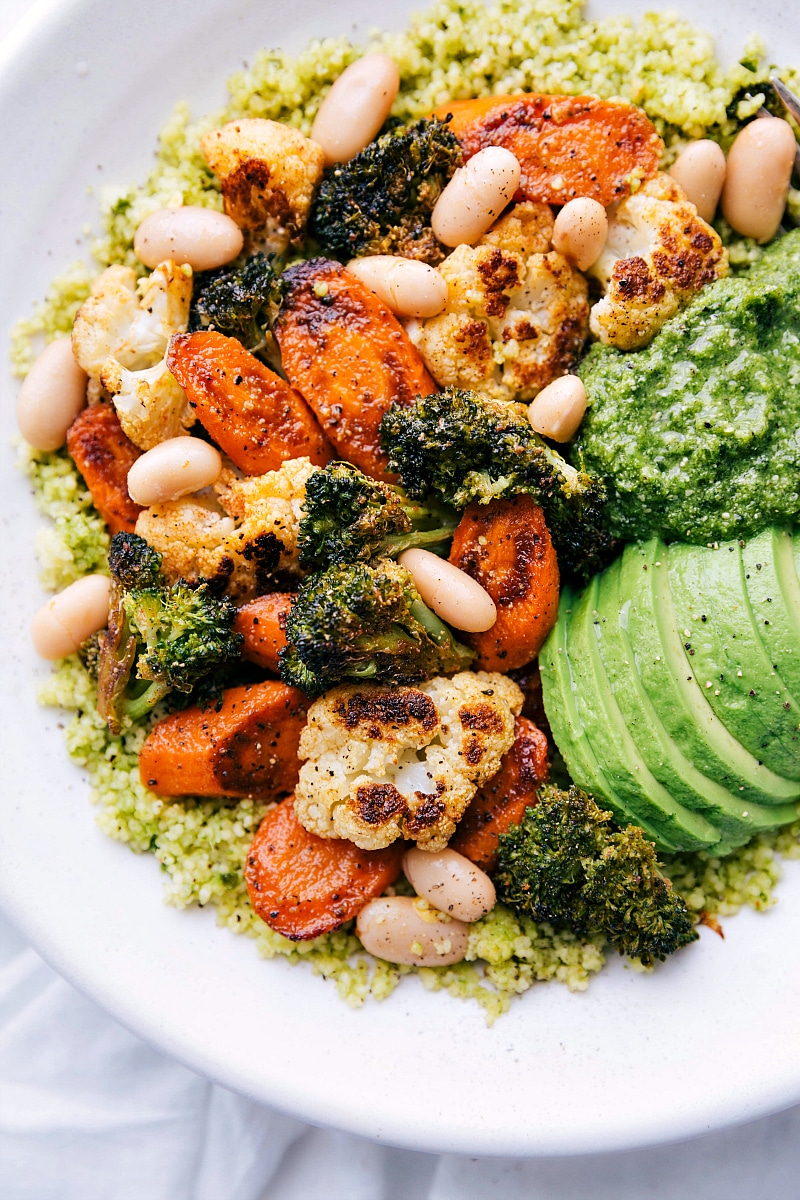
xmin=402 ymin=847 xmax=496 ymax=923
xmin=126 ymin=437 xmax=223 ymax=506
xmin=16 ymin=337 xmax=87 ymax=451
xmin=721 ymin=117 xmax=797 ymax=244
xmin=346 ymin=256 xmax=448 ymax=318
xmin=310 ymin=54 xmax=400 ymax=166
xmin=356 ymin=896 xmax=470 ymax=966
xmin=30 ymin=575 xmax=111 ymax=660
xmin=528 ymin=375 xmax=587 ymax=442
xmin=431 ymin=147 xmax=521 ymax=248
xmin=398 ymin=548 xmax=497 ymax=633
xmin=551 ymin=198 xmax=608 ymax=271
xmin=667 ymin=140 xmax=726 ymax=224
xmin=133 ymin=206 xmax=244 ymax=271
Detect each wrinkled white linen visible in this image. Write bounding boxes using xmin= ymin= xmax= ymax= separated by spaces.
xmin=2 ymin=910 xmax=800 ymax=1200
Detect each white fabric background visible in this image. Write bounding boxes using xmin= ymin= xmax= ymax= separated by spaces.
xmin=3 ymin=905 xmax=800 ymax=1200
xmin=3 ymin=0 xmax=800 ymax=1193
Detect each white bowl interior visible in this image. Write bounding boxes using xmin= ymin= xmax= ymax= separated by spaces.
xmin=1 ymin=0 xmax=799 ymax=1157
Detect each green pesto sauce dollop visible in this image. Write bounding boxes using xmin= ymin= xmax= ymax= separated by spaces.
xmin=575 ymin=229 xmax=800 ymax=545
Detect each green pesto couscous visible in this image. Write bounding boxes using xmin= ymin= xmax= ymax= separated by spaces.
xmin=15 ymin=0 xmax=800 ymax=1019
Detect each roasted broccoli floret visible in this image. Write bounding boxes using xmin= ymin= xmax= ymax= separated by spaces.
xmin=279 ymin=558 xmax=474 ymax=696
xmin=97 ymin=532 xmax=243 ymax=733
xmin=309 ymin=117 xmax=462 ymax=264
xmin=495 ymin=785 xmax=699 ymax=966
xmin=380 ymin=388 xmax=614 ymax=581
xmin=189 ymin=253 xmax=286 ymax=357
xmin=298 ymin=460 xmax=458 ymax=570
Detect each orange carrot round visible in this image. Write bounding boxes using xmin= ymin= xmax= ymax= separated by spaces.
xmin=66 ymin=403 xmax=142 ymax=534
xmin=448 ymin=495 xmax=560 ymax=671
xmin=246 ymin=796 xmax=405 ymax=940
xmin=235 ymin=593 xmax=294 ymax=673
xmin=275 ymin=258 xmax=438 ymax=481
xmin=434 ymin=93 xmax=663 ymax=207
xmin=166 ymin=330 xmax=332 ymax=474
xmin=139 ymin=681 xmax=307 ymax=799
xmin=451 ymin=716 xmax=549 ymax=871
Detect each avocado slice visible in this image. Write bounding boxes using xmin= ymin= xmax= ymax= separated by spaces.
xmin=742 ymin=527 xmax=800 ymax=704
xmin=539 ymin=590 xmax=650 ymax=824
xmin=565 ymin=574 xmax=718 ymax=851
xmin=669 ymin=539 xmax=800 ymax=780
xmin=595 ymin=548 xmax=795 ymax=847
xmin=622 ymin=539 xmax=800 ymax=813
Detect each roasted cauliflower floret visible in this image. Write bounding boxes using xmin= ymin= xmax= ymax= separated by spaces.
xmin=295 ymin=672 xmax=523 ymax=851
xmin=588 ymin=173 xmax=728 ymax=350
xmin=73 ymin=260 xmax=194 ymax=449
xmin=216 ymin=456 xmax=318 ymax=594
xmin=135 ymin=456 xmax=318 ymax=601
xmin=200 ymin=118 xmax=325 ymax=255
xmin=410 ymin=202 xmax=589 ymax=402
xmin=135 ymin=496 xmax=239 ymax=592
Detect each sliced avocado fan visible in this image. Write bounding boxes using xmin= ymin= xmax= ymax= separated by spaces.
xmin=540 ymin=527 xmax=800 ymax=854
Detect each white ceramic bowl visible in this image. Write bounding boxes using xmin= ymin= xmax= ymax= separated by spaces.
xmin=1 ymin=0 xmax=799 ymax=1158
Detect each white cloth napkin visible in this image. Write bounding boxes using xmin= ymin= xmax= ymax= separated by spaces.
xmin=2 ymin=910 xmax=800 ymax=1200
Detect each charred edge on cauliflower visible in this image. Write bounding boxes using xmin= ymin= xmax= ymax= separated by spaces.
xmin=188 ymin=253 xmax=287 ymax=359
xmin=297 ymin=460 xmax=458 ymax=570
xmin=309 ymin=117 xmax=463 ymax=264
xmin=380 ymin=388 xmax=615 ymax=582
xmin=279 ymin=558 xmax=474 ymax=696
xmin=96 ymin=532 xmax=243 ymax=733
xmin=495 ymin=785 xmax=699 ymax=966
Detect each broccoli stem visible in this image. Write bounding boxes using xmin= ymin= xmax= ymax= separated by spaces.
xmin=408 ymin=598 xmax=456 ymax=647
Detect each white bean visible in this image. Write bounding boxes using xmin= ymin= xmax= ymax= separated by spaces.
xmin=356 ymin=896 xmax=470 ymax=966
xmin=398 ymin=548 xmax=497 ymax=633
xmin=16 ymin=337 xmax=87 ymax=451
xmin=403 ymin=847 xmax=496 ymax=923
xmin=721 ymin=117 xmax=797 ymax=244
xmin=126 ymin=437 xmax=223 ymax=507
xmin=310 ymin=54 xmax=400 ymax=166
xmin=431 ymin=147 xmax=521 ymax=248
xmin=31 ymin=575 xmax=111 ymax=660
xmin=346 ymin=256 xmax=448 ymax=318
xmin=528 ymin=375 xmax=587 ymax=442
xmin=667 ymin=140 xmax=726 ymax=224
xmin=551 ymin=198 xmax=608 ymax=271
xmin=134 ymin=206 xmax=244 ymax=271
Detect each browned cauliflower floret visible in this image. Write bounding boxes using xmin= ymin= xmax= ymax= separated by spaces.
xmin=409 ymin=202 xmax=589 ymax=402
xmin=200 ymin=118 xmax=325 ymax=256
xmin=72 ymin=260 xmax=194 ymax=449
xmin=295 ymin=672 xmax=523 ymax=852
xmin=588 ymin=173 xmax=729 ymax=350
xmin=135 ymin=496 xmax=239 ymax=592
xmin=135 ymin=456 xmax=318 ymax=600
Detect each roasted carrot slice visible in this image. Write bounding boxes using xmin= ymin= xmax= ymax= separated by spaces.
xmin=66 ymin=403 xmax=143 ymax=535
xmin=139 ymin=681 xmax=307 ymax=799
xmin=246 ymin=796 xmax=404 ymax=940
xmin=434 ymin=94 xmax=663 ymax=207
xmin=274 ymin=258 xmax=438 ymax=481
xmin=448 ymin=495 xmax=559 ymax=672
xmin=451 ymin=716 xmax=549 ymax=871
xmin=166 ymin=331 xmax=332 ymax=474
xmin=235 ymin=593 xmax=293 ymax=672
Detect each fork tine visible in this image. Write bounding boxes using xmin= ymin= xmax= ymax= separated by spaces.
xmin=771 ymin=76 xmax=800 ymax=126
xmin=769 ymin=78 xmax=800 ymax=179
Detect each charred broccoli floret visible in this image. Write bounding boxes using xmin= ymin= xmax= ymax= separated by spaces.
xmin=298 ymin=460 xmax=458 ymax=570
xmin=309 ymin=117 xmax=462 ymax=264
xmin=97 ymin=532 xmax=243 ymax=733
xmin=279 ymin=558 xmax=474 ymax=696
xmin=188 ymin=253 xmax=286 ymax=355
xmin=380 ymin=388 xmax=614 ymax=581
xmin=495 ymin=785 xmax=699 ymax=966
